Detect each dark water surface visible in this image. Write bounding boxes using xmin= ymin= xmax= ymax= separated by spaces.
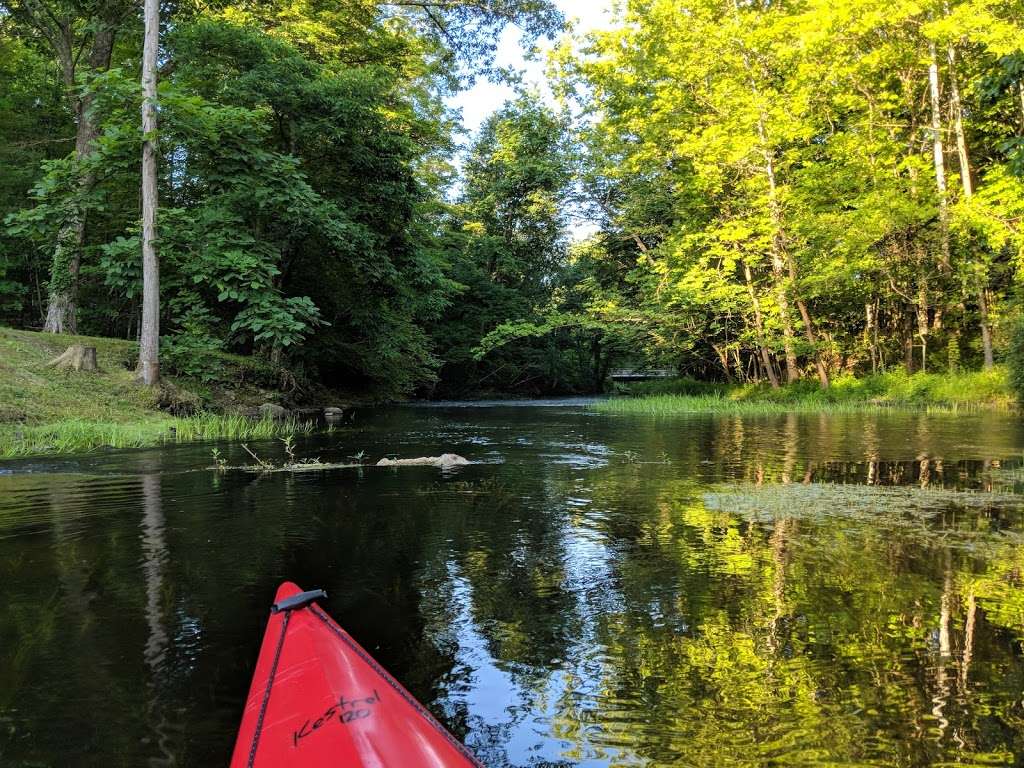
xmin=3 ymin=403 xmax=1024 ymax=766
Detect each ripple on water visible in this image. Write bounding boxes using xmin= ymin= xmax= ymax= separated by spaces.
xmin=3 ymin=407 xmax=1024 ymax=766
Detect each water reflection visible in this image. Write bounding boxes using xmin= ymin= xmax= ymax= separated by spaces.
xmin=2 ymin=407 xmax=1024 ymax=765
xmin=140 ymin=471 xmax=176 ymax=766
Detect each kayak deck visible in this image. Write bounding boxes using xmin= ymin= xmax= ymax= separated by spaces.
xmin=231 ymin=582 xmax=482 ymax=767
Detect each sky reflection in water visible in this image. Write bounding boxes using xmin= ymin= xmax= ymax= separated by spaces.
xmin=2 ymin=405 xmax=1024 ymax=766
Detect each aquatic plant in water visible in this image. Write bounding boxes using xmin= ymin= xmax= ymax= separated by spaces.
xmin=703 ymin=482 xmax=1024 ymax=552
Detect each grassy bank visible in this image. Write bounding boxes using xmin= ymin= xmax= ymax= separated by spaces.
xmin=595 ymin=369 xmax=1016 ymax=416
xmin=0 ymin=327 xmax=312 ymax=458
xmin=0 ymin=414 xmax=314 ymax=458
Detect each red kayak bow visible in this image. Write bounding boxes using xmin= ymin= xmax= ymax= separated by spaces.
xmin=230 ymin=582 xmax=483 ymax=767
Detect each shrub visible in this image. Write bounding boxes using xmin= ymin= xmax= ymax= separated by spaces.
xmin=161 ymin=331 xmax=227 ymax=383
xmin=620 ymin=377 xmax=729 ymax=397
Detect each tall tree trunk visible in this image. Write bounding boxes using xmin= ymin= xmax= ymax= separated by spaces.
xmin=865 ymin=301 xmax=878 ymax=373
xmin=731 ymin=347 xmax=745 ymax=383
xmin=947 ymin=45 xmax=972 ymax=198
xmin=917 ymin=271 xmax=929 ymax=373
xmin=758 ymin=123 xmax=799 ymax=384
xmin=742 ymin=260 xmax=780 ymax=389
xmin=42 ymin=212 xmax=86 ymax=334
xmin=928 ymin=40 xmax=953 ymax=273
xmin=137 ymin=0 xmax=160 ymax=385
xmin=948 ymin=45 xmax=994 ymax=369
xmin=770 ymin=250 xmax=799 ymax=384
xmin=41 ymin=24 xmax=116 ymax=333
xmin=788 ymin=252 xmax=829 ymax=387
xmin=712 ymin=343 xmax=733 ymax=383
xmin=734 ymin=16 xmax=800 ymax=386
xmin=904 ymin=311 xmax=916 ymax=373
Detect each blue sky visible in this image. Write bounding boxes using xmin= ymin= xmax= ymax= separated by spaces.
xmin=446 ymin=0 xmax=614 ymax=238
xmin=447 ymin=0 xmax=614 ymax=135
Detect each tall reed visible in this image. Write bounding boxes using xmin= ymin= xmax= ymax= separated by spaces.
xmin=0 ymin=414 xmax=314 ymax=458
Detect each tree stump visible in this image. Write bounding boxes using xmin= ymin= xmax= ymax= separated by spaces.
xmin=48 ymin=345 xmax=98 ymax=372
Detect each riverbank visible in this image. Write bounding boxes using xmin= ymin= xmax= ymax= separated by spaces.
xmin=597 ymin=369 xmax=1016 ymax=415
xmin=0 ymin=327 xmax=315 ymax=457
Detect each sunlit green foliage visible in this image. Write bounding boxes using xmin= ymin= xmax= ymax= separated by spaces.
xmin=601 ymin=368 xmax=1016 ymax=414
xmin=3 ymin=0 xmax=1024 ymax=402
xmin=561 ymin=0 xmax=1024 ymax=385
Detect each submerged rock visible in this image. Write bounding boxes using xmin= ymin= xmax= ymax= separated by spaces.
xmin=375 ymin=453 xmax=470 ymax=469
xmin=322 ymin=406 xmax=348 ymax=424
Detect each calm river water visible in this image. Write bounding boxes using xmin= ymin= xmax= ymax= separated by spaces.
xmin=3 ymin=402 xmax=1024 ymax=766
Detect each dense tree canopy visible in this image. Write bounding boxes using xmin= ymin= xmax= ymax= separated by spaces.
xmin=0 ymin=0 xmax=569 ymax=396
xmin=562 ymin=0 xmax=1024 ymax=385
xmin=1 ymin=0 xmax=1023 ymax=397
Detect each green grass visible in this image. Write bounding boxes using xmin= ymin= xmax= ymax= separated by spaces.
xmin=597 ymin=369 xmax=1016 ymax=416
xmin=0 ymin=414 xmax=313 ymax=458
xmin=0 ymin=327 xmax=154 ymax=425
xmin=0 ymin=326 xmax=314 ymax=458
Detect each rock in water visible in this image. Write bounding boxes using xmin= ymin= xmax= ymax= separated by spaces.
xmin=375 ymin=453 xmax=470 ymax=469
xmin=47 ymin=345 xmax=98 ymax=372
xmin=258 ymin=403 xmax=289 ymax=420
xmin=322 ymin=406 xmax=345 ymax=424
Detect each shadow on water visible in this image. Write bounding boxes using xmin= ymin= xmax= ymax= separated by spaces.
xmin=3 ymin=405 xmax=1024 ymax=765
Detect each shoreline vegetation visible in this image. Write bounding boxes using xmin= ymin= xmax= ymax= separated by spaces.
xmin=0 ymin=327 xmax=316 ymax=458
xmin=0 ymin=325 xmax=1017 ymax=459
xmin=1 ymin=415 xmax=313 ymax=459
xmin=596 ymin=370 xmax=1016 ymax=416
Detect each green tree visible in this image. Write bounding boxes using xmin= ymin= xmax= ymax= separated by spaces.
xmin=560 ymin=0 xmax=1024 ymax=383
xmin=1 ymin=0 xmax=136 ymax=333
xmin=433 ymin=95 xmax=581 ymax=394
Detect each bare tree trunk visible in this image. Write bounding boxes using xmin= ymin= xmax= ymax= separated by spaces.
xmin=137 ymin=0 xmax=160 ymax=386
xmin=712 ymin=344 xmax=733 ymax=383
xmin=947 ymin=45 xmax=972 ymax=198
xmin=865 ymin=301 xmax=878 ymax=373
xmin=731 ymin=347 xmax=745 ymax=383
xmin=904 ymin=312 xmax=915 ymax=373
xmin=917 ymin=273 xmax=929 ymax=373
xmin=40 ymin=23 xmax=116 ymax=333
xmin=947 ymin=45 xmax=994 ymax=369
xmin=735 ymin=20 xmax=799 ymax=385
xmin=928 ymin=40 xmax=952 ymax=273
xmin=770 ymin=250 xmax=799 ymax=384
xmin=743 ymin=260 xmax=780 ymax=388
xmin=758 ymin=129 xmax=799 ymax=384
xmin=792 ymin=280 xmax=829 ymax=387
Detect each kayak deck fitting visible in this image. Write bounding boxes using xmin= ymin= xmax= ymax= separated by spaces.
xmin=231 ymin=582 xmax=483 ymax=767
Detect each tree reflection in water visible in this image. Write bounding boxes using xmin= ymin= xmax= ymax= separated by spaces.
xmin=2 ymin=406 xmax=1024 ymax=765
